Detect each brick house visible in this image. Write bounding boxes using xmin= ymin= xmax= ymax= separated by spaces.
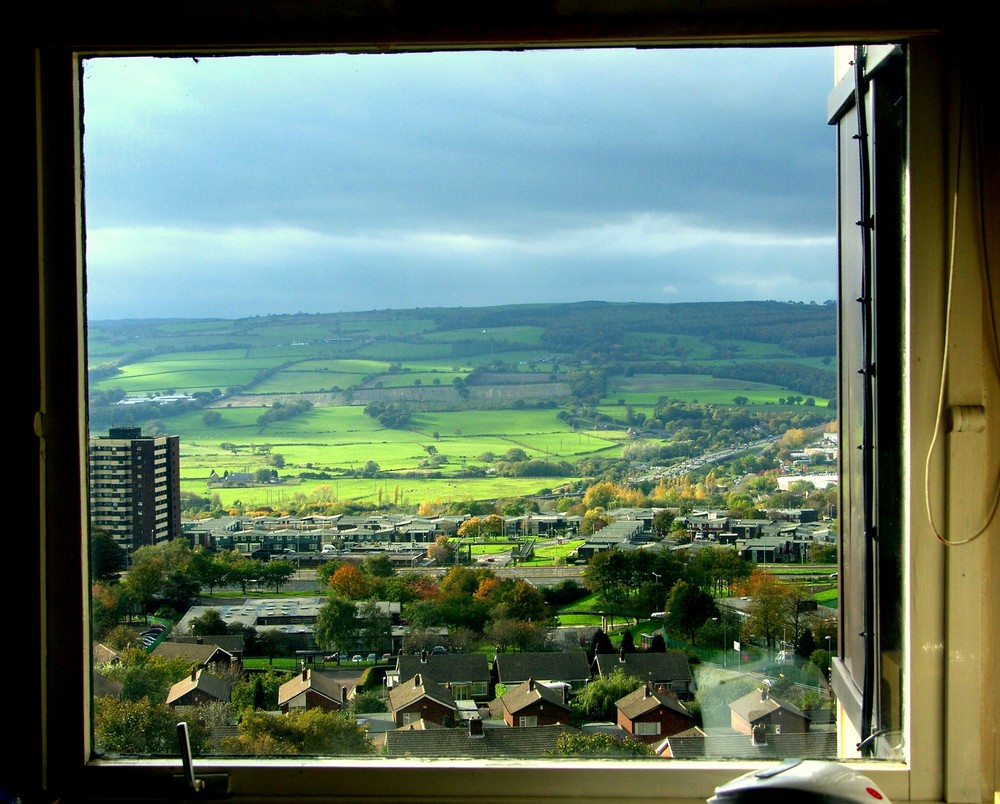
xmin=498 ymin=678 xmax=572 ymax=728
xmin=493 ymin=650 xmax=592 ymax=692
xmin=615 ymin=683 xmax=695 ymax=744
xmin=729 ymin=686 xmax=811 ymax=739
xmin=389 ymin=651 xmax=492 ymax=702
xmin=388 ymin=672 xmax=458 ymax=727
xmin=278 ymin=668 xmax=350 ymax=713
xmin=166 ymin=668 xmax=232 ymax=708
xmin=592 ymin=650 xmax=695 ymax=699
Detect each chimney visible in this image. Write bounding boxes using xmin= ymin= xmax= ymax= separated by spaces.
xmin=414 ymin=673 xmax=422 ymax=687
xmin=190 ymin=668 xmax=198 ymax=682
xmin=468 ymin=718 xmax=484 ymax=738
xmin=420 ymin=650 xmax=427 ymax=664
xmin=619 ymin=648 xmax=625 ymax=663
xmin=302 ymin=667 xmax=308 ymax=682
xmin=563 ymin=685 xmax=569 ymax=705
xmin=528 ymin=677 xmax=535 ymax=691
xmin=643 ymin=682 xmax=650 ymax=698
xmin=342 ymin=686 xmax=348 ymax=703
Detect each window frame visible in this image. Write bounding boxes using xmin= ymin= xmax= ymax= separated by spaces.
xmin=28 ymin=7 xmax=994 ymax=804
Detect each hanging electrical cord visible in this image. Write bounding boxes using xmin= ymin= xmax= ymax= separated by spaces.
xmin=923 ymin=55 xmax=1000 ymax=547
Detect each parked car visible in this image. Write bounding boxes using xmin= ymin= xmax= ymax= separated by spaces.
xmin=431 ymin=645 xmax=447 ymax=655
xmin=381 ymin=653 xmax=393 ymax=662
xmin=366 ymin=653 xmax=377 ymax=662
xmin=352 ymin=654 xmax=363 ymax=662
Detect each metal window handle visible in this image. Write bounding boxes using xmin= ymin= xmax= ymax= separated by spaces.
xmin=177 ymin=722 xmax=206 ymax=793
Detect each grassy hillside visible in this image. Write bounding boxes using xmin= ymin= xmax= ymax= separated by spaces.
xmin=88 ymin=301 xmax=836 ymax=508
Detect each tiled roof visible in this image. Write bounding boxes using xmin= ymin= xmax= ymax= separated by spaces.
xmin=396 ymin=653 xmax=491 ymax=684
xmin=388 ymin=673 xmax=457 ymax=712
xmin=92 ymin=643 xmax=121 ymax=666
xmin=153 ymin=641 xmax=233 ymax=666
xmin=278 ymin=669 xmax=347 ymax=707
xmin=93 ymin=671 xmax=124 ymax=699
xmin=593 ymin=651 xmax=693 ymax=682
xmin=493 ymin=651 xmax=592 ymax=684
xmin=615 ymin=684 xmax=693 ymax=721
xmin=166 ymin=669 xmax=232 ymax=705
xmin=729 ymin=690 xmax=809 ymax=725
xmin=382 ymin=724 xmax=579 ymax=758
xmin=171 ymin=634 xmax=246 ymax=655
xmin=499 ymin=679 xmax=571 ymax=716
xmin=660 ymin=729 xmax=837 ymax=760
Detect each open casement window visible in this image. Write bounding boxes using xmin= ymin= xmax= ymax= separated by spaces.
xmin=829 ymin=43 xmax=905 ymax=759
xmin=29 ymin=10 xmax=999 ymax=804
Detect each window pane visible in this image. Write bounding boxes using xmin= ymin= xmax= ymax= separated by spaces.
xmin=82 ymin=46 xmax=877 ymax=763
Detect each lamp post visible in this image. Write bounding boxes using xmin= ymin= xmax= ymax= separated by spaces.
xmin=713 ymin=617 xmax=728 ymax=668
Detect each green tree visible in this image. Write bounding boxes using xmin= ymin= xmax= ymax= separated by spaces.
xmin=549 ymin=731 xmax=652 ymax=757
xmin=356 ymin=600 xmax=392 ymax=655
xmin=98 ymin=646 xmax=193 ymax=704
xmin=314 ymin=596 xmax=360 ymax=659
xmin=665 ymin=580 xmax=718 ymax=644
xmin=230 ymin=666 xmax=292 ymax=713
xmin=258 ymin=559 xmax=296 ymax=593
xmin=573 ymin=666 xmax=643 ymax=721
xmin=222 ymin=707 xmax=373 ymax=755
xmin=361 ymin=553 xmax=396 ymax=578
xmin=189 ymin=608 xmax=229 ymax=636
xmin=94 ymin=697 xmax=209 ymax=755
xmin=90 ymin=529 xmax=126 ymax=581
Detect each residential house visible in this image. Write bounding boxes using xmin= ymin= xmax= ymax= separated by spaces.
xmin=152 ymin=641 xmax=237 ymax=675
xmin=615 ymin=682 xmax=695 ymax=744
xmin=166 ymin=668 xmax=232 ymax=708
xmin=278 ymin=668 xmax=350 ymax=713
xmin=388 ymin=651 xmax=492 ymax=702
xmin=171 ymin=634 xmax=246 ymax=662
xmin=387 ymin=672 xmax=458 ymax=727
xmin=91 ymin=643 xmax=122 ymax=667
xmin=592 ymin=651 xmax=695 ymax=699
xmin=729 ymin=686 xmax=811 ymax=739
xmin=493 ymin=650 xmax=592 ymax=692
xmin=497 ymin=678 xmax=572 ymax=728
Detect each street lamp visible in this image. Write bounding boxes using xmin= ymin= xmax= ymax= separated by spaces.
xmin=713 ymin=616 xmax=728 ymax=668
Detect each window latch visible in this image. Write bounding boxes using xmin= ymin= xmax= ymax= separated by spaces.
xmin=175 ymin=721 xmax=230 ymax=797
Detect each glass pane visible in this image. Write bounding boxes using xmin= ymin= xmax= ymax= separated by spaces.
xmin=82 ymin=47 xmax=861 ymax=762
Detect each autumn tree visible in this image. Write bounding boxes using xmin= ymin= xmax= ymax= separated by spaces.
xmin=328 ymin=563 xmax=371 ymax=600
xmin=427 ymin=535 xmax=457 ymax=565
xmin=741 ymin=570 xmax=795 ymax=650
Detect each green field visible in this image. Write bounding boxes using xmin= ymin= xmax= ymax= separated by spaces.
xmin=88 ymin=302 xmax=836 ymax=506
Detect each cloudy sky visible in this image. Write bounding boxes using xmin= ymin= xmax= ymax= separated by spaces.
xmin=81 ymin=47 xmax=838 ymax=321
